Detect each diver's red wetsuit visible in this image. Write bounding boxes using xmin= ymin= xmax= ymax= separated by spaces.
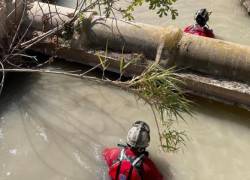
xmin=103 ymin=147 xmax=163 ymax=180
xmin=184 ymin=24 xmax=215 ymax=38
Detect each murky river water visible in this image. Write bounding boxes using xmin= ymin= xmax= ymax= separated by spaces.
xmin=1 ymin=73 xmax=250 ymax=180
xmin=1 ymin=0 xmax=250 ymax=180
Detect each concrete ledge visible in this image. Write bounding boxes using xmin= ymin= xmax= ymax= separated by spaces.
xmin=31 ymin=41 xmax=250 ymax=110
xmin=177 ymin=72 xmax=250 ymax=110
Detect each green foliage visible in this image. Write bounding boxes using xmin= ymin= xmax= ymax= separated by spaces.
xmin=128 ymin=64 xmax=192 ymax=152
xmin=161 ymin=128 xmax=186 ymax=152
xmin=96 ymin=41 xmax=111 ymax=78
xmin=122 ymin=0 xmax=178 ymax=20
xmin=75 ymin=12 xmax=88 ymax=34
xmin=129 ymin=65 xmax=191 ymax=121
xmin=118 ymin=48 xmax=142 ymax=79
xmin=96 ymin=49 xmax=191 ymax=152
xmin=147 ymin=0 xmax=178 ymax=19
xmin=95 ymin=0 xmax=178 ymax=20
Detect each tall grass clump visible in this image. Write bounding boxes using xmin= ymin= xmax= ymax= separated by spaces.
xmin=127 ymin=64 xmax=192 ymax=152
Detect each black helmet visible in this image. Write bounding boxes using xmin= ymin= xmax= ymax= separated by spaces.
xmin=195 ymin=9 xmax=210 ymax=27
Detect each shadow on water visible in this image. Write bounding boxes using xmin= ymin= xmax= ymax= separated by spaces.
xmin=191 ymin=95 xmax=250 ymax=128
xmin=0 ymin=67 xmax=129 ymax=179
xmin=0 ymin=72 xmax=41 ymax=121
xmin=0 ymin=72 xmax=109 ymax=179
xmin=153 ymin=155 xmax=174 ymax=180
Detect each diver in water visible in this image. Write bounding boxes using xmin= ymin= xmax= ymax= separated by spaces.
xmin=103 ymin=121 xmax=163 ymax=180
xmin=184 ymin=8 xmax=215 ymax=38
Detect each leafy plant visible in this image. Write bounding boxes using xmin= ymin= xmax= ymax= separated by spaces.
xmin=121 ymin=0 xmax=178 ymax=20
xmin=96 ymin=51 xmax=192 ymax=152
xmin=128 ymin=64 xmax=191 ymax=152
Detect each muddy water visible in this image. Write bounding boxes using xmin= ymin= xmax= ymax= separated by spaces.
xmin=1 ymin=0 xmax=250 ymax=180
xmin=1 ymin=73 xmax=250 ymax=180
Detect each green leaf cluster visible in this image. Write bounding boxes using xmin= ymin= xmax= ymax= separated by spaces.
xmin=128 ymin=65 xmax=192 ymax=152
xmin=91 ymin=0 xmax=178 ymax=20
xmin=122 ymin=0 xmax=178 ymax=20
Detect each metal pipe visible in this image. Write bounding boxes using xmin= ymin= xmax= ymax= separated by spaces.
xmin=29 ymin=2 xmax=250 ymax=82
xmin=26 ymin=2 xmax=250 ymax=108
xmin=28 ymin=2 xmax=250 ymax=83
